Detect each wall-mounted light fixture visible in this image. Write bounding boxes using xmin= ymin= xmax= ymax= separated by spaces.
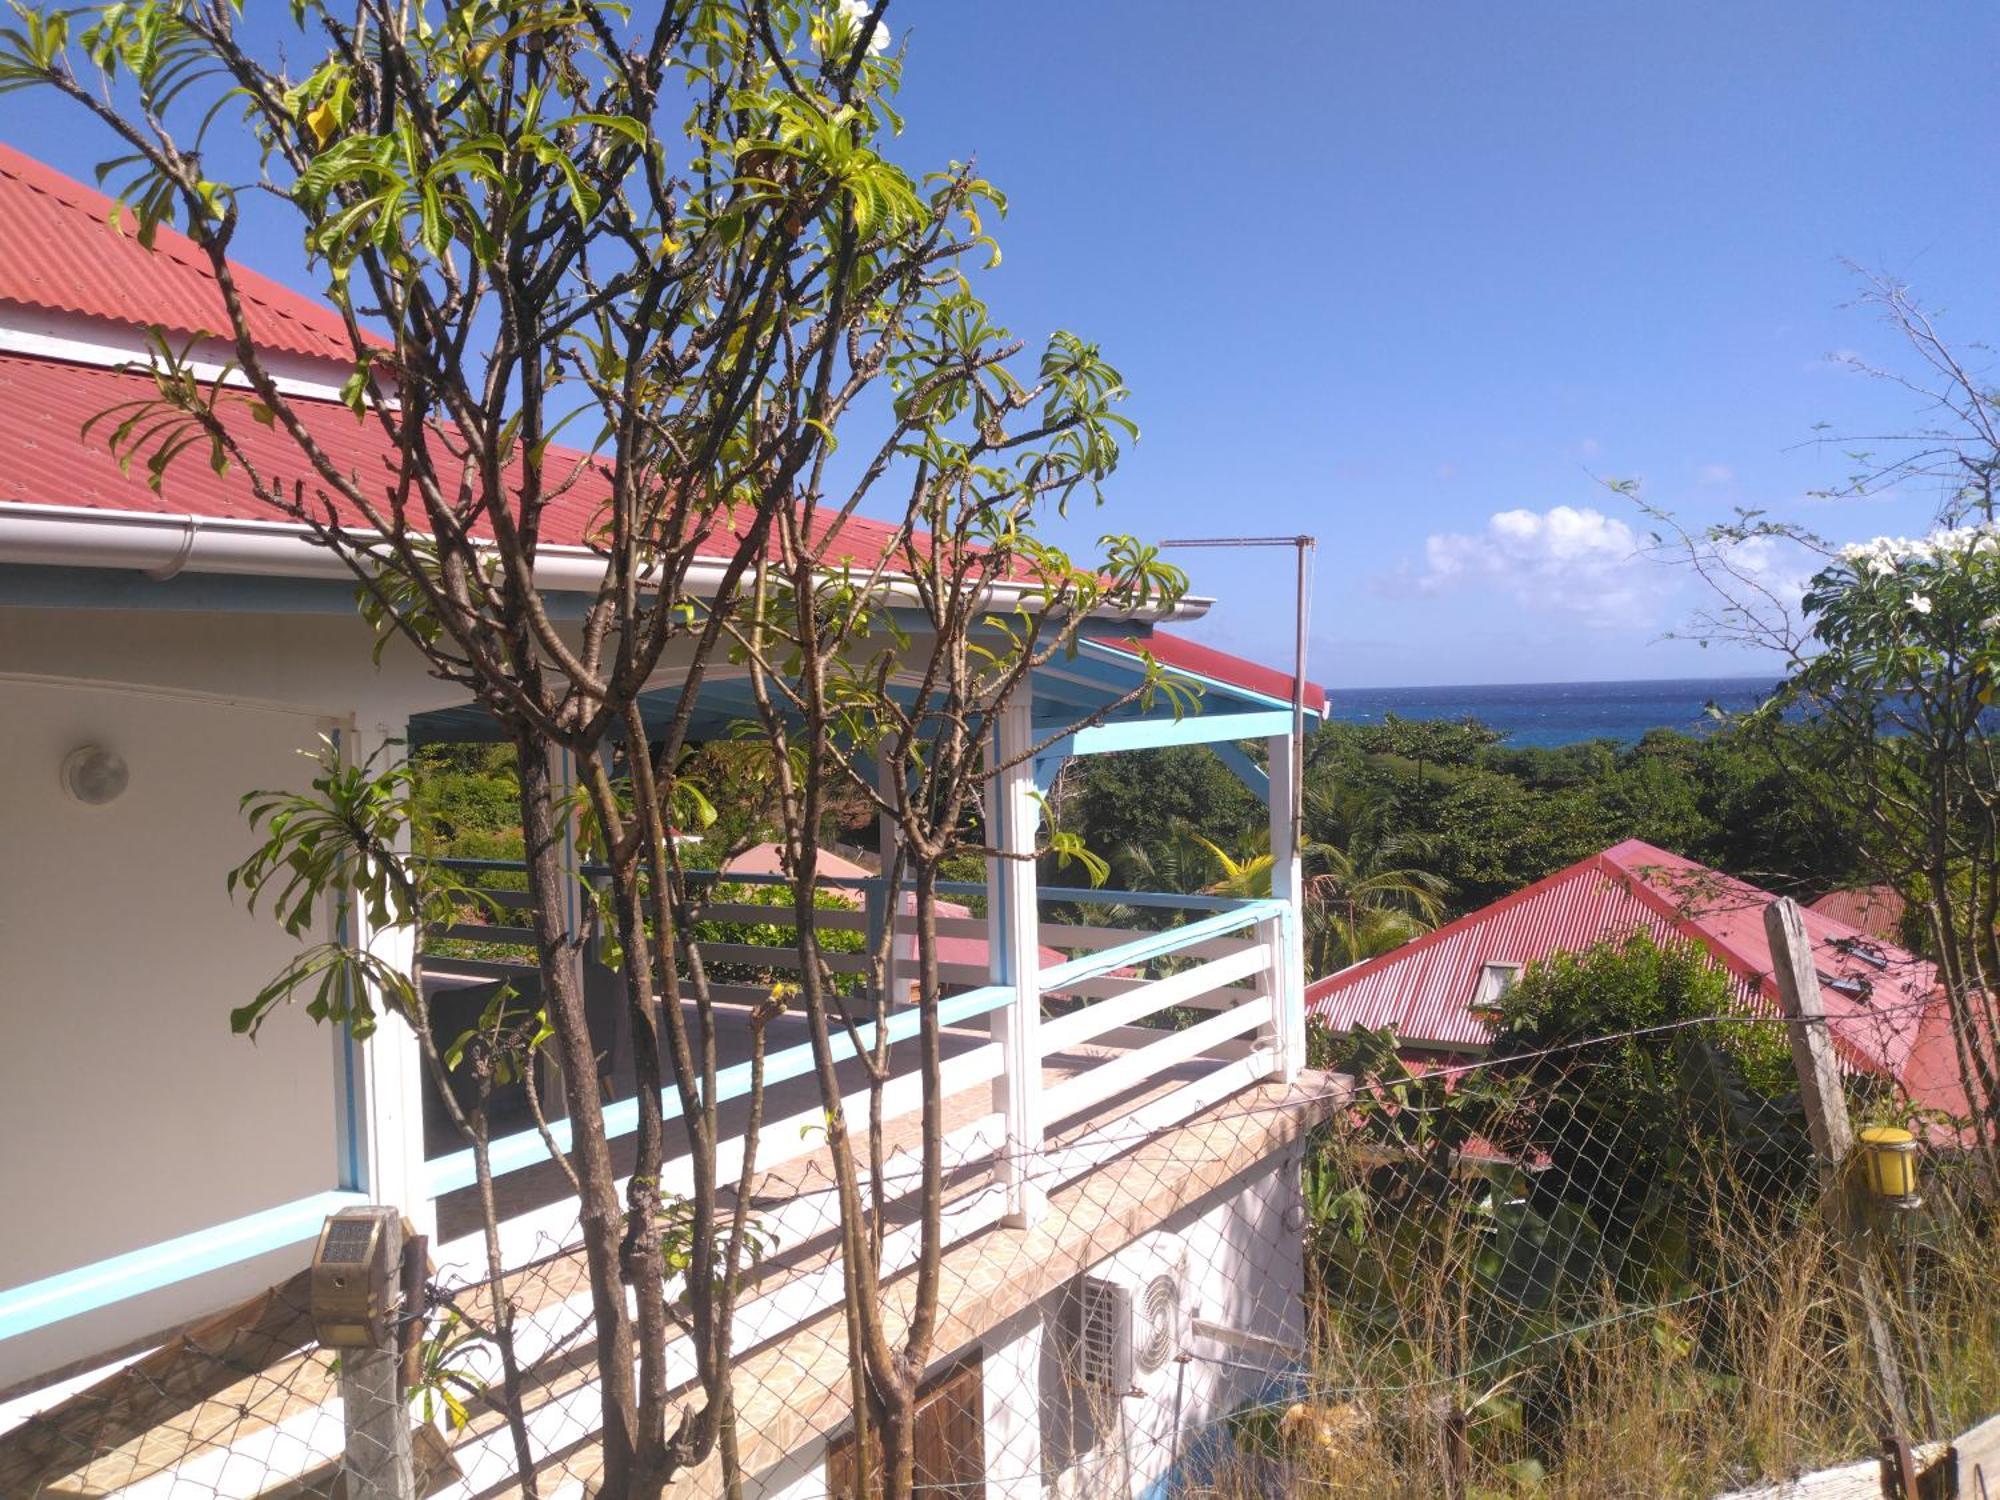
xmin=61 ymin=744 xmax=129 ymax=806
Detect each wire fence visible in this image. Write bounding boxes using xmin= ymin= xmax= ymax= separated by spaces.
xmin=2 ymin=1003 xmax=1994 ymax=1499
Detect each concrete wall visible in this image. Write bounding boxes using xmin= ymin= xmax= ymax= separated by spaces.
xmin=0 ymin=676 xmax=343 ymax=1386
xmin=747 ymin=1143 xmax=1307 ymax=1500
xmin=1041 ymin=1148 xmax=1306 ymax=1500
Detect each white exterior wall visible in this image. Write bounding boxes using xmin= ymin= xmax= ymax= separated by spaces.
xmin=0 ymin=676 xmax=340 ymax=1385
xmin=0 ymin=603 xmax=459 ymax=1390
xmin=745 ymin=1142 xmax=1306 ymax=1500
xmin=1041 ymin=1147 xmax=1306 ymax=1500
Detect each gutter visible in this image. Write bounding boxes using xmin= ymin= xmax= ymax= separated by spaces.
xmin=0 ymin=501 xmax=1213 ymax=623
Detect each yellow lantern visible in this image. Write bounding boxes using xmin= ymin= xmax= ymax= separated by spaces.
xmin=1857 ymin=1126 xmax=1920 ymax=1206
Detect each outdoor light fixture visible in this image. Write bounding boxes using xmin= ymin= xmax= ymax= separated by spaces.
xmin=1857 ymin=1125 xmax=1921 ymax=1208
xmin=60 ymin=744 xmax=129 ymax=806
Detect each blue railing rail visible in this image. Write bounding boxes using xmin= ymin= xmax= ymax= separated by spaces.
xmin=431 ymin=855 xmax=1256 ymax=913
xmin=0 ymin=1189 xmax=368 ymax=1345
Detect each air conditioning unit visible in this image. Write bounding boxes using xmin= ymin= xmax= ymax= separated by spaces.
xmin=1072 ymin=1239 xmax=1189 ymax=1393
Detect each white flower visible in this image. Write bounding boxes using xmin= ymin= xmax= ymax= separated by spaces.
xmin=833 ymin=0 xmax=888 ymax=53
xmin=1909 ymin=593 xmax=1933 ymax=614
xmin=1839 ymin=521 xmax=2000 ymax=577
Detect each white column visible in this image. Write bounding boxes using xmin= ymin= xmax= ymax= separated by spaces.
xmin=1266 ymin=733 xmax=1307 ymax=1082
xmin=343 ymin=718 xmax=434 ymax=1239
xmin=989 ymin=699 xmax=1046 ymax=1226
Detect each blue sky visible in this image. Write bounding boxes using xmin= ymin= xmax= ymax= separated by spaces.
xmin=887 ymin=2 xmax=2000 ymax=685
xmin=10 ymin=2 xmax=1999 ymax=687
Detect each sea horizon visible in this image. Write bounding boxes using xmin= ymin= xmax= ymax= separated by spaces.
xmin=1324 ymin=673 xmax=1782 ymax=749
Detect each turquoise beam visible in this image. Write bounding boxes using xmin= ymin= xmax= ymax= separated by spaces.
xmin=1033 ymin=708 xmax=1294 ymax=757
xmin=1210 ymin=741 xmax=1272 ymax=804
xmin=0 ymin=1189 xmax=369 ymax=1343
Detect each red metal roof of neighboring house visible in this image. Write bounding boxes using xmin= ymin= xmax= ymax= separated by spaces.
xmin=1807 ymin=885 xmax=1908 ymax=945
xmin=1307 ymin=839 xmax=1959 ymax=1114
xmin=0 ymin=142 xmax=370 ymax=365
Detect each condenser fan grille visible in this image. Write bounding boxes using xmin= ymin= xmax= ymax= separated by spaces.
xmin=1135 ymin=1274 xmax=1180 ymax=1373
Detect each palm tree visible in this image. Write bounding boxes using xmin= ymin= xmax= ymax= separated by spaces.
xmin=1303 ymin=838 xmax=1448 ymax=975
xmin=1191 ymin=832 xmax=1274 ymax=900
xmin=1184 ymin=823 xmax=1446 ymax=976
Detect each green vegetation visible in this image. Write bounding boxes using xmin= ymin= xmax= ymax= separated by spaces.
xmin=1234 ymin=937 xmax=1997 ymax=1498
xmin=412 ymin=714 xmax=1865 ymax=988
xmin=1051 ymin=717 xmax=1863 ymax=970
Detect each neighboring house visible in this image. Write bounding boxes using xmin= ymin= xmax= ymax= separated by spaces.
xmin=1808 ymin=884 xmax=1910 ymax=946
xmin=0 ymin=143 xmax=1333 ymax=1498
xmin=1307 ymin=838 xmax=1971 ymax=1120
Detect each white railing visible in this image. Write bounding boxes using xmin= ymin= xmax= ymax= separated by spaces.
xmin=0 ymin=859 xmax=1300 ymax=1498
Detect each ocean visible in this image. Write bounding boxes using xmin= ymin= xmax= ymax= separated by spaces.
xmin=1324 ymin=676 xmax=1781 ymax=749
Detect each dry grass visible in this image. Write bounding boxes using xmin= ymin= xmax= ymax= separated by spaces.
xmin=1194 ymin=1163 xmax=2000 ymax=1500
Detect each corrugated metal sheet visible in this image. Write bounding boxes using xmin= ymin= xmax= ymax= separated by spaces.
xmin=0 ymin=143 xmax=364 ymax=365
xmin=1308 ymin=840 xmax=1951 ymax=1109
xmin=0 ymin=351 xmax=914 ymax=564
xmin=0 ymin=348 xmax=1307 ymax=713
xmin=0 ymin=142 xmax=1330 ymax=717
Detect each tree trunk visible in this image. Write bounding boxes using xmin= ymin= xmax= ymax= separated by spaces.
xmin=516 ymin=739 xmax=642 ymax=1492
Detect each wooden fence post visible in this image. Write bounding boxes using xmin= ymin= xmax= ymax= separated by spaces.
xmin=1763 ymin=896 xmax=1916 ymax=1441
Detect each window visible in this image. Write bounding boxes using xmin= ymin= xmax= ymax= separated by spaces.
xmin=1474 ymin=963 xmax=1522 ymax=1010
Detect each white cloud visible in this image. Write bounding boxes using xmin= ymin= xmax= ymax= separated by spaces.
xmin=1416 ymin=505 xmax=1665 ymax=626
xmin=1697 ymin=463 xmax=1735 ymax=487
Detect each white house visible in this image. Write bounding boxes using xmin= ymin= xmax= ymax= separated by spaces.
xmin=0 ymin=142 xmax=1333 ymax=1498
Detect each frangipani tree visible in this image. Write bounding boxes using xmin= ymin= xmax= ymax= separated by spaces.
xmin=0 ymin=3 xmax=1187 ymax=1494
xmin=1762 ymin=525 xmax=2000 ymax=1171
xmin=1638 ymin=276 xmax=2000 ymax=1180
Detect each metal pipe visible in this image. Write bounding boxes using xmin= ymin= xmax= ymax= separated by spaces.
xmin=1159 ymin=532 xmax=1318 ymax=835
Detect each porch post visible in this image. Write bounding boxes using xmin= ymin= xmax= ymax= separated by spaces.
xmin=342 ymin=719 xmax=434 ymax=1239
xmin=1266 ymin=733 xmax=1307 ymax=1081
xmin=989 ymin=698 xmax=1046 ymax=1226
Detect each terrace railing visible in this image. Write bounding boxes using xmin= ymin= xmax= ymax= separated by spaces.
xmin=0 ymin=856 xmax=1302 ymax=1415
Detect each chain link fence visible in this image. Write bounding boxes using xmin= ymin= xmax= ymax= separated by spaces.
xmin=3 ymin=1003 xmax=1993 ymax=1499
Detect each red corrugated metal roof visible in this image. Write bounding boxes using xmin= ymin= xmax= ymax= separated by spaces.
xmin=0 ymin=351 xmax=922 ymax=567
xmin=0 ymin=144 xmax=1311 ymax=714
xmin=0 ymin=143 xmax=369 ymax=365
xmin=1807 ymin=884 xmax=1907 ymax=944
xmin=1109 ymin=631 xmax=1329 ymax=714
xmin=1307 ymin=839 xmax=1956 ymax=1111
xmin=0 ymin=350 xmax=1306 ymax=712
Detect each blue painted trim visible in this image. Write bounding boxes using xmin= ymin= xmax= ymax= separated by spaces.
xmin=1209 ymin=741 xmax=1272 ymax=805
xmin=1035 ymin=708 xmax=1294 ymax=757
xmin=0 ymin=1189 xmax=368 ymax=1343
xmin=1032 ymin=755 xmax=1065 ymax=796
xmin=1035 ymin=885 xmax=1259 ymax=913
xmin=329 ymin=726 xmax=366 ymax=1193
